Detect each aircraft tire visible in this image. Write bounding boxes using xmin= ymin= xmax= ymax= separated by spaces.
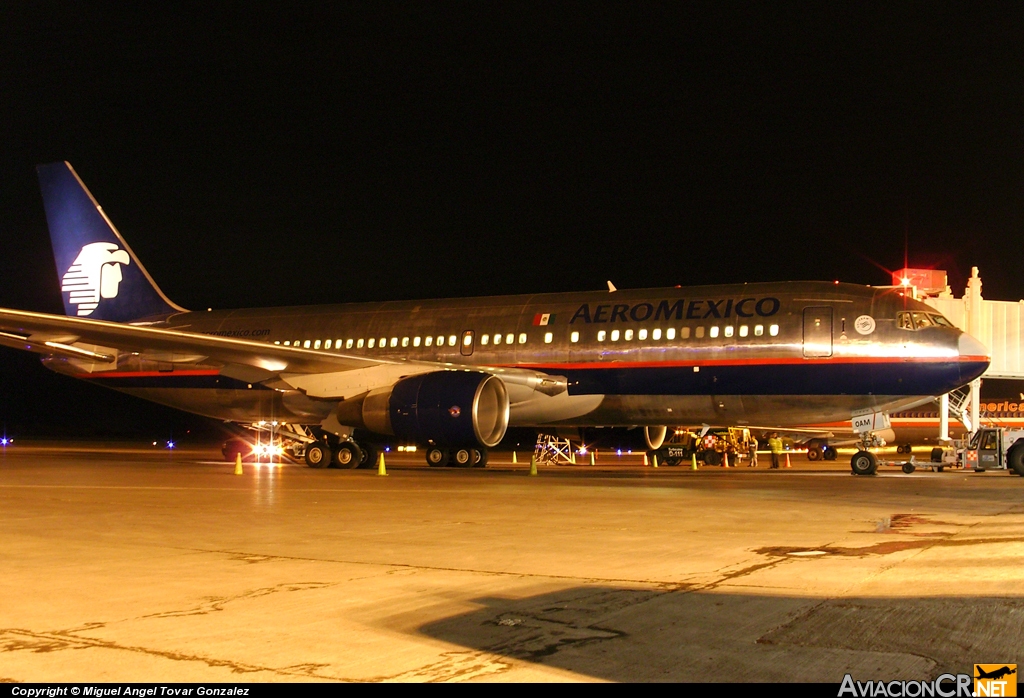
xmin=357 ymin=443 xmax=378 ymax=469
xmin=807 ymin=447 xmax=822 ymax=461
xmin=931 ymin=447 xmax=944 ymax=463
xmin=1007 ymin=445 xmax=1024 ymax=476
xmin=332 ymin=442 xmax=361 ymax=469
xmin=823 ymin=448 xmax=837 ymax=461
xmin=425 ymin=447 xmax=449 ymax=467
xmin=471 ymin=448 xmax=488 ymax=467
xmin=452 ymin=448 xmax=473 ymax=467
xmin=850 ymin=450 xmax=877 ymax=476
xmin=305 ymin=442 xmax=330 ymax=468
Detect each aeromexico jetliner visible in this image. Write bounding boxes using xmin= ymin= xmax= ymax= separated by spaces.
xmin=0 ymin=163 xmax=990 ymax=474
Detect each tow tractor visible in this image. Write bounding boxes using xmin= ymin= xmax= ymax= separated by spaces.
xmin=960 ymin=426 xmax=1024 ymax=475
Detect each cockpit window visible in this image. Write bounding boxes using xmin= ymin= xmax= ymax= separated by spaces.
xmin=897 ymin=311 xmax=955 ymax=330
xmin=911 ymin=312 xmax=935 ymax=329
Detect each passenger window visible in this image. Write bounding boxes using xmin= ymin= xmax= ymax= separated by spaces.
xmin=401 ymin=337 xmax=409 ymax=347
xmin=695 ymin=327 xmax=705 ymax=339
xmin=739 ymin=325 xmax=748 ymax=337
xmin=274 ymin=340 xmax=281 ymax=345
xmin=724 ymin=326 xmax=734 ymax=338
xmin=769 ymin=324 xmax=779 ymax=336
xmin=413 ymin=336 xmax=421 ymax=347
xmin=368 ymin=338 xmax=375 ymax=348
xmin=448 ymin=335 xmax=457 ymax=347
xmin=652 ymin=328 xmax=661 ymax=340
xmin=754 ymin=325 xmax=764 ymax=337
xmin=544 ymin=332 xmax=553 ymax=343
xmin=303 ymin=340 xmax=311 ymax=348
xmin=425 ymin=336 xmax=433 ymax=347
xmin=680 ymin=327 xmax=690 ymax=339
xmin=624 ymin=329 xmax=634 ymax=341
xmin=314 ymin=339 xmax=322 ymax=349
xmin=324 ymin=340 xmax=332 ymax=349
xmin=611 ymin=330 xmax=620 ymax=341
xmin=638 ymin=329 xmax=648 ymax=340
xmin=357 ymin=338 xmax=364 ymax=348
xmin=379 ymin=337 xmax=386 ymax=348
xmin=709 ymin=326 xmax=719 ymax=338
xmin=493 ymin=333 xmax=502 ymax=345
xmin=570 ymin=331 xmax=579 ymax=343
xmin=667 ymin=328 xmax=677 ymax=340
xmin=437 ymin=335 xmax=445 ymax=347
xmin=509 ymin=333 xmax=518 ymax=345
xmin=598 ymin=330 xmax=607 ymax=341
xmin=283 ymin=341 xmax=290 ymax=346
xmin=346 ymin=339 xmax=354 ymax=349
xmin=389 ymin=337 xmax=398 ymax=348
xmin=480 ymin=334 xmax=489 ymax=346
xmin=463 ymin=333 xmax=473 ymax=347
xmin=293 ymin=339 xmax=300 ymax=346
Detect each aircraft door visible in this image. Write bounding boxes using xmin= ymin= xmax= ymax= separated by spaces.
xmin=802 ymin=307 xmax=833 ymax=358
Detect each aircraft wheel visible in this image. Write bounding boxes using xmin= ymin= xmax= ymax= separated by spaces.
xmin=1007 ymin=445 xmax=1024 ymax=476
xmin=453 ymin=448 xmax=473 ymax=467
xmin=357 ymin=443 xmax=378 ymax=469
xmin=850 ymin=450 xmax=877 ymax=476
xmin=823 ymin=448 xmax=837 ymax=461
xmin=305 ymin=442 xmax=330 ymax=468
xmin=931 ymin=447 xmax=944 ymax=463
xmin=425 ymin=447 xmax=449 ymax=467
xmin=806 ymin=446 xmax=822 ymax=461
xmin=472 ymin=448 xmax=488 ymax=468
xmin=901 ymin=463 xmax=916 ymax=474
xmin=332 ymin=441 xmax=361 ymax=469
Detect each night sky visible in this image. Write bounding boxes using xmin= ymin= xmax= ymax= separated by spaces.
xmin=1 ymin=4 xmax=1022 ymax=439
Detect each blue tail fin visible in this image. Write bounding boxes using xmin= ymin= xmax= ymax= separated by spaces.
xmin=36 ymin=162 xmax=185 ymax=323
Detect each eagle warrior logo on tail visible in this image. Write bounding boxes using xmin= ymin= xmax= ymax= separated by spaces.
xmin=61 ymin=242 xmax=131 ymax=316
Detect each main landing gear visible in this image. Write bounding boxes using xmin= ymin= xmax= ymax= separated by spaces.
xmin=424 ymin=447 xmax=488 ymax=468
xmin=304 ymin=438 xmax=379 ymax=470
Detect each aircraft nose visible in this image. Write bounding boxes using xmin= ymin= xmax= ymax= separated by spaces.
xmin=958 ymin=331 xmax=990 ymax=383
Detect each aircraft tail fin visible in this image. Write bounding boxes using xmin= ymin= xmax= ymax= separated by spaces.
xmin=36 ymin=162 xmax=186 ymax=323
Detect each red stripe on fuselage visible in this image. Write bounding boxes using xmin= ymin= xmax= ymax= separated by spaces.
xmin=80 ymin=370 xmax=221 ymax=379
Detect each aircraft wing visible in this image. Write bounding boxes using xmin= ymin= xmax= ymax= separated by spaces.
xmin=0 ymin=307 xmax=566 ymax=401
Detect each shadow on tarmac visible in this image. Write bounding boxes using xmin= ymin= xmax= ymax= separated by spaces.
xmin=418 ymin=585 xmax=1024 ymax=682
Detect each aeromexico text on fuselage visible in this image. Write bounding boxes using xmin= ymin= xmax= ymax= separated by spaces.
xmin=196 ymin=296 xmax=784 ymax=340
xmin=568 ymin=297 xmax=781 ymax=324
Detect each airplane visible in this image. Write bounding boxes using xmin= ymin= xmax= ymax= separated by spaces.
xmin=0 ymin=162 xmax=990 ymax=475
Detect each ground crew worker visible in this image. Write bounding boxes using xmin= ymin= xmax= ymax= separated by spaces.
xmin=768 ymin=433 xmax=783 ymax=469
xmin=748 ymin=436 xmax=759 ymax=467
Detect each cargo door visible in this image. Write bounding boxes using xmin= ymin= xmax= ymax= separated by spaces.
xmin=803 ymin=307 xmax=833 ymax=357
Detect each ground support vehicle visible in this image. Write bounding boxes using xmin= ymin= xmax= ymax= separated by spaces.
xmin=961 ymin=427 xmax=1024 ymax=475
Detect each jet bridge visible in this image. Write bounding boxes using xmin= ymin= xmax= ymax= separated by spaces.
xmin=899 ymin=266 xmax=1024 ymax=439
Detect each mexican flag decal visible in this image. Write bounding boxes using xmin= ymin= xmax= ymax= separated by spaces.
xmin=532 ymin=313 xmax=555 ymax=326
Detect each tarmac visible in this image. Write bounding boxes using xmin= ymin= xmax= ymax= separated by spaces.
xmin=0 ymin=442 xmax=1022 ymax=683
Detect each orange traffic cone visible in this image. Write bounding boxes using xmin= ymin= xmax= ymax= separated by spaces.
xmin=785 ymin=452 xmax=792 ymax=468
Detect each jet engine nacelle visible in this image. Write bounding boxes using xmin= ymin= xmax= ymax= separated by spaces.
xmin=563 ymin=426 xmax=668 ymax=451
xmin=360 ymin=371 xmax=510 ymax=448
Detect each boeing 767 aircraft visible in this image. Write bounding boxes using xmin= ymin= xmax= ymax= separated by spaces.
xmin=0 ymin=163 xmax=989 ymax=475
